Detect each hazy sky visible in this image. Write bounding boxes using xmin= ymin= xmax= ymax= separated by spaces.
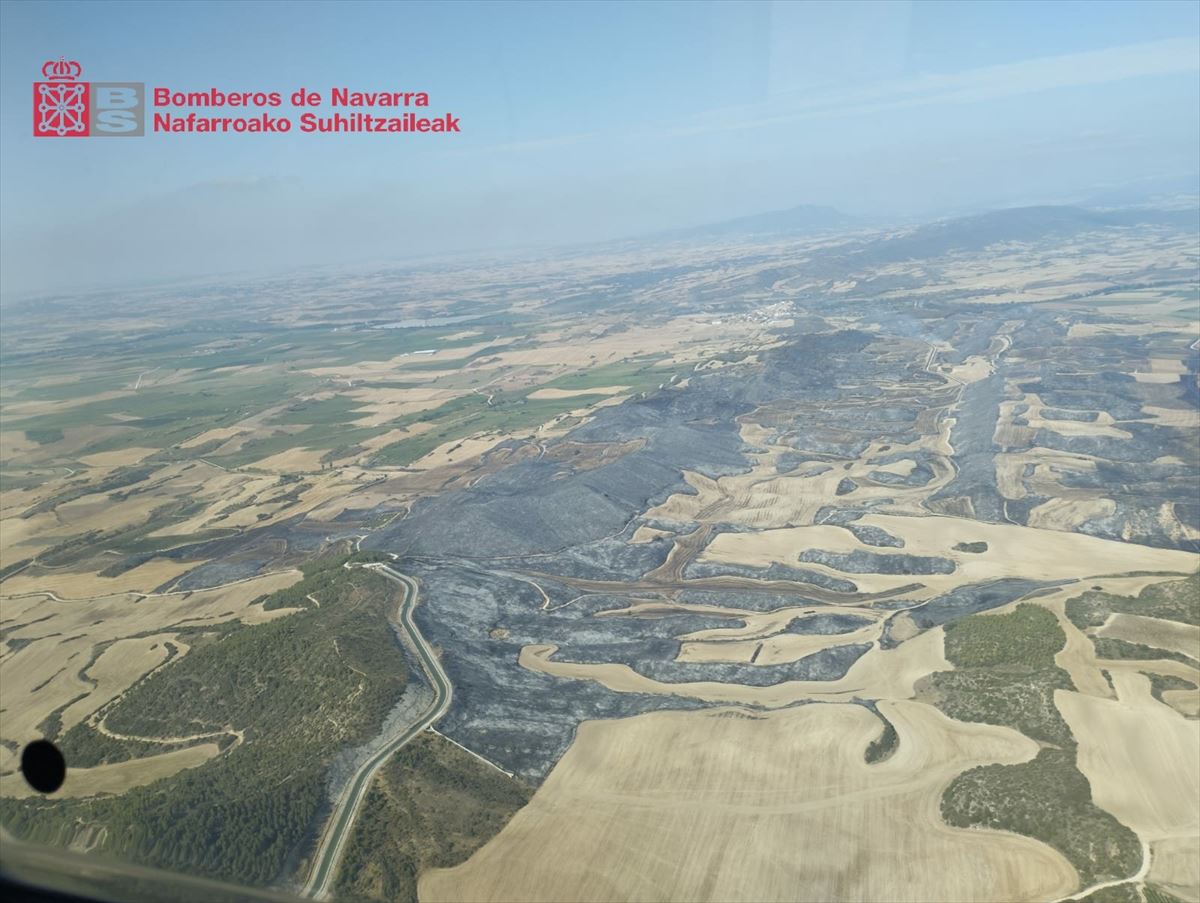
xmin=1 ymin=0 xmax=1197 ymax=297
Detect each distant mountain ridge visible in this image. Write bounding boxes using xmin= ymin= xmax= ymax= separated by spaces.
xmin=647 ymin=201 xmax=1196 ymax=261
xmin=860 ymin=204 xmax=1198 ymax=262
xmin=653 ymin=204 xmax=859 ymax=241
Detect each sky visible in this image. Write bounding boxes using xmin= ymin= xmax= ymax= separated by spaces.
xmin=1 ymin=0 xmax=1197 ymax=297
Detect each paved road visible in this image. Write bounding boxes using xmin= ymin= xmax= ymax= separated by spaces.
xmin=302 ymin=564 xmax=452 ymax=899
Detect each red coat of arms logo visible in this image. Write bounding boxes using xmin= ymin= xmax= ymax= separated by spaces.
xmin=34 ymin=58 xmax=89 ymax=137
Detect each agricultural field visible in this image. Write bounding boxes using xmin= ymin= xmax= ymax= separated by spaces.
xmin=2 ymin=204 xmax=1198 ymax=901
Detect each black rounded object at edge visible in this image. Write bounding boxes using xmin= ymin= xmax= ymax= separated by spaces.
xmin=20 ymin=740 xmax=66 ymax=794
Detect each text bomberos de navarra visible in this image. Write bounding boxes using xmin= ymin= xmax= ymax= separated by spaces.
xmin=151 ymin=87 xmax=461 ymax=134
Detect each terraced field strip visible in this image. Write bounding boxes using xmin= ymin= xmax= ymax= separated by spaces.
xmin=302 ymin=564 xmax=452 ymax=899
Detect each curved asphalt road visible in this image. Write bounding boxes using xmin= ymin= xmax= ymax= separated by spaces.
xmin=303 ymin=564 xmax=452 ymax=899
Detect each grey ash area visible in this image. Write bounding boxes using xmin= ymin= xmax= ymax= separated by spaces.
xmin=367 ymin=380 xmax=750 ymax=565
xmin=676 ymin=589 xmax=829 ymax=613
xmin=406 ymin=562 xmax=717 ymax=779
xmin=778 ymin=457 xmax=832 ymax=475
xmin=883 ymin=467 xmax=939 ymax=489
xmin=1041 ymin=408 xmax=1099 ymax=422
xmin=360 ymin=326 xmax=911 ymax=778
xmin=683 ymin=559 xmax=859 ymax=593
xmin=939 ymin=314 xmax=1199 ymax=550
xmin=813 ymin=505 xmax=905 ymax=549
xmin=787 ymin=612 xmax=874 ymax=634
xmin=407 ymin=560 xmax=871 ymax=780
xmin=797 ymin=549 xmax=955 ymax=575
xmin=374 ymin=454 xmax=688 ymax=560
xmin=555 ymin=637 xmax=869 ymax=686
xmin=502 ymin=530 xmax=672 ymax=582
xmin=898 ymin=578 xmax=1061 ymax=635
xmin=928 ymin=372 xmax=1007 ymax=522
xmin=165 ymin=518 xmax=331 ymax=591
xmin=347 ymin=298 xmax=1199 ymax=781
xmin=844 ymin=524 xmax=905 ymax=548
